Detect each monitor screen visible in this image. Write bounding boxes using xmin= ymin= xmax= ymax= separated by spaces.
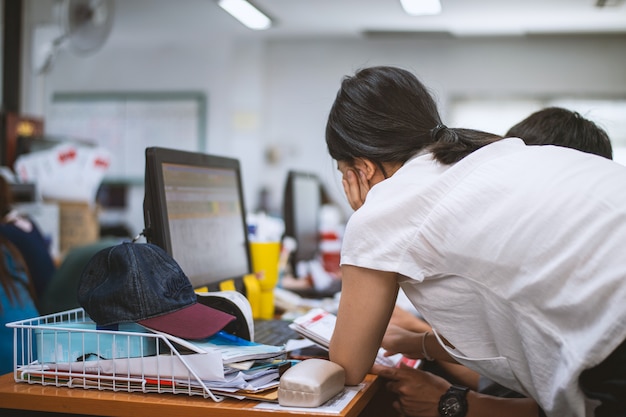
xmin=282 ymin=170 xmax=322 ymax=276
xmin=96 ymin=183 xmax=128 ymax=209
xmin=10 ymin=183 xmax=37 ymax=203
xmin=143 ymin=147 xmax=252 ymax=290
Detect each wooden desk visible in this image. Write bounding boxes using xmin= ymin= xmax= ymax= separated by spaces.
xmin=0 ymin=373 xmax=380 ymax=417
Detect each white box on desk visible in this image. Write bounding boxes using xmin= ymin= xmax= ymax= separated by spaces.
xmin=35 ymin=321 xmax=157 ymax=363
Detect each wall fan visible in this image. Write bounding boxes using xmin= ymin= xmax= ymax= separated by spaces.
xmin=34 ymin=0 xmax=115 ymax=74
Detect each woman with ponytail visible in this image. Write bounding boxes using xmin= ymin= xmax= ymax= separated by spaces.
xmin=326 ymin=66 xmax=626 ymax=417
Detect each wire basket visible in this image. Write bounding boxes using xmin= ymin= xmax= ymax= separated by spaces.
xmin=7 ymin=308 xmax=226 ymax=401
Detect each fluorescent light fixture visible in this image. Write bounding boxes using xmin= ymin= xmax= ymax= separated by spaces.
xmin=400 ymin=0 xmax=442 ymax=16
xmin=217 ymin=0 xmax=272 ymax=30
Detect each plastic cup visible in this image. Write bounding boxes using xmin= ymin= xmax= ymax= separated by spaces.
xmin=249 ymin=241 xmax=281 ymax=319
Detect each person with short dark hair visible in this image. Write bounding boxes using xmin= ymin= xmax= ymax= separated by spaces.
xmin=506 ymin=106 xmax=613 ymax=159
xmin=325 ymin=66 xmax=626 ymax=417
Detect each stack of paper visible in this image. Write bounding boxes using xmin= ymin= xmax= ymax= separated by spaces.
xmin=153 ymin=329 xmax=287 ymax=364
xmin=140 ymin=329 xmax=290 ymax=400
xmin=19 ymin=328 xmax=291 ymax=402
xmin=288 ymin=308 xmax=336 ymax=349
xmin=15 ymin=143 xmax=111 ymax=203
xmin=288 ymin=308 xmax=422 ymax=370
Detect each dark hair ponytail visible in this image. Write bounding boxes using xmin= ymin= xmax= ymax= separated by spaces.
xmin=326 ymin=66 xmax=501 ymax=166
xmin=430 ymin=127 xmax=502 ymax=165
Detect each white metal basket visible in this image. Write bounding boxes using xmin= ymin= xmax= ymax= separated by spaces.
xmin=7 ymin=308 xmax=226 ymax=401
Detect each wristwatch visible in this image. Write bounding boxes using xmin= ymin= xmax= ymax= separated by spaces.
xmin=438 ymin=385 xmax=469 ymax=417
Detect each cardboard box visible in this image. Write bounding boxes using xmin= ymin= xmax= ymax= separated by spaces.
xmin=57 ymin=201 xmax=100 ymax=255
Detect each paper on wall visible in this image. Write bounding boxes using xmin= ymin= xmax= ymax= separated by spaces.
xmin=14 ymin=143 xmax=111 ymax=204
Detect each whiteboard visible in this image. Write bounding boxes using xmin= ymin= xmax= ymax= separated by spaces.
xmin=46 ymin=92 xmax=207 ymax=180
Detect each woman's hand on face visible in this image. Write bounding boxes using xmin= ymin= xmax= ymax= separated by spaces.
xmin=372 ymin=364 xmax=449 ymax=417
xmin=342 ymin=168 xmax=370 ymax=211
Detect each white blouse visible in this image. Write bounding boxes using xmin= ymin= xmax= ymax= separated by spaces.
xmin=341 ymin=138 xmax=626 ymax=416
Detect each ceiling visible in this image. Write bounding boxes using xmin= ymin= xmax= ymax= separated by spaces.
xmin=108 ymin=0 xmax=626 ymax=46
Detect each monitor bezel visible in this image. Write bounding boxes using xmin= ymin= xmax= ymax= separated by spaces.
xmin=143 ymin=146 xmax=253 ymax=290
xmin=281 ymin=170 xmax=323 ymax=276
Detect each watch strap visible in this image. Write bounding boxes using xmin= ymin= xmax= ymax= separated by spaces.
xmin=448 ymin=384 xmax=469 ymax=396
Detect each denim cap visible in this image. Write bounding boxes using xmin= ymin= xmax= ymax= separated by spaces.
xmin=77 ymin=242 xmax=236 ymax=340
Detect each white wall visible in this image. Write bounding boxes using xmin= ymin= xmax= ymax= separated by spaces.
xmin=20 ymin=3 xmax=626 ymax=234
xmin=262 ymin=35 xmax=626 ymax=210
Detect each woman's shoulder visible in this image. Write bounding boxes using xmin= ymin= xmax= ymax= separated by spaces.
xmin=1 ymin=210 xmax=35 ymax=233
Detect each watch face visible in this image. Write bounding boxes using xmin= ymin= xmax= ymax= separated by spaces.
xmin=438 ymin=387 xmax=468 ymax=417
xmin=441 ymin=396 xmax=461 ymax=415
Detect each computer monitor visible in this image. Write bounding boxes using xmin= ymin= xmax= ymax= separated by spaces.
xmin=10 ymin=182 xmax=37 ymax=203
xmin=281 ymin=170 xmax=322 ymax=276
xmin=143 ymin=147 xmax=252 ymax=291
xmin=96 ymin=183 xmax=128 ymax=209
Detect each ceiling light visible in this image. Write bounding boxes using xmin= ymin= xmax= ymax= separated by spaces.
xmin=217 ymin=0 xmax=272 ymax=30
xmin=400 ymin=0 xmax=442 ymax=16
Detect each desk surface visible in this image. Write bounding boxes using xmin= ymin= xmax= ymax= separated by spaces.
xmin=0 ymin=373 xmax=380 ymax=417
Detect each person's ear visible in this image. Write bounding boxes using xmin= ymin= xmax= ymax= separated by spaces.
xmin=353 ymin=158 xmax=378 ymax=181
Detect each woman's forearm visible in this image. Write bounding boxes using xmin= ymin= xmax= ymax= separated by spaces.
xmin=330 ymin=266 xmax=400 ymax=385
xmin=467 ymin=391 xmax=540 ymax=417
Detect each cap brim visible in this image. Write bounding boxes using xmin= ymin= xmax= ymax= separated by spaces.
xmin=138 ymin=302 xmax=236 ymax=340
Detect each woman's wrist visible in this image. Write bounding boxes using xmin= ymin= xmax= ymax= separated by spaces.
xmin=423 ymin=331 xmax=458 ymax=364
xmin=422 ymin=331 xmax=434 ymax=361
